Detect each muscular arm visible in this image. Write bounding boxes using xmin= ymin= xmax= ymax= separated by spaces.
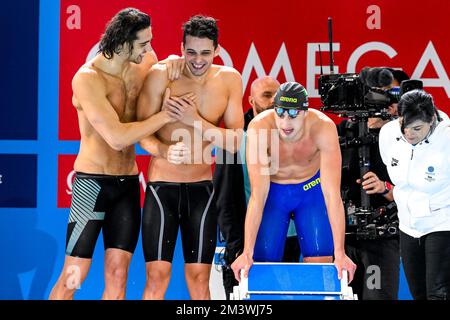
xmin=231 ymin=120 xmax=270 ymax=280
xmin=73 ymin=69 xmax=170 ymax=151
xmin=190 ymin=69 xmax=244 ymax=153
xmin=317 ymin=119 xmax=357 ymax=281
xmin=315 ymin=120 xmax=347 ymax=257
xmin=242 ymin=122 xmax=271 ymax=256
xmin=136 ymin=65 xmax=171 ymax=158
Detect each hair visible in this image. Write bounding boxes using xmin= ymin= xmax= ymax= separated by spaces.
xmin=182 ymin=15 xmax=219 ymax=49
xmin=398 ymin=89 xmax=441 ymax=130
xmin=386 ymin=68 xmax=410 ymax=85
xmin=98 ymin=8 xmax=151 ymax=59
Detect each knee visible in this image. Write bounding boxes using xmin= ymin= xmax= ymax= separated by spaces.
xmin=105 ymin=264 xmax=128 ymax=286
xmin=146 ymin=267 xmax=171 ymax=284
xmin=186 ymin=269 xmax=210 ymax=285
xmin=50 ymin=274 xmax=80 ymax=299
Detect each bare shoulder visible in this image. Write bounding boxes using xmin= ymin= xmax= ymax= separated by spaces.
xmin=308 ymin=109 xmax=338 ymax=146
xmin=308 ymin=108 xmax=335 ymax=130
xmin=215 ymin=65 xmax=241 ymax=81
xmin=144 ymin=62 xmax=169 ymax=86
xmin=217 ymin=65 xmax=241 ymax=77
xmin=148 ymin=62 xmax=169 ymax=78
xmin=248 ymin=109 xmax=274 ymax=130
xmin=72 ymin=64 xmax=105 ymax=93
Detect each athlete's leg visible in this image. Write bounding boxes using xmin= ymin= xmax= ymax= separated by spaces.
xmin=49 ymin=174 xmax=105 ymax=299
xmin=102 ymin=176 xmax=141 ymax=300
xmin=49 ymin=256 xmax=91 ymax=300
xmin=181 ymin=182 xmax=216 ymax=300
xmin=184 ymin=264 xmax=212 ymax=300
xmin=253 ymin=183 xmax=292 ymax=262
xmin=294 ymin=174 xmax=334 ymax=263
xmin=142 ymin=183 xmax=180 ymax=300
xmin=102 ymin=248 xmax=132 ymax=300
xmin=143 ymin=261 xmax=172 ymax=300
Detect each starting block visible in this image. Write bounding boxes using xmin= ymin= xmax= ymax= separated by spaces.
xmin=230 ymin=263 xmax=357 ymax=300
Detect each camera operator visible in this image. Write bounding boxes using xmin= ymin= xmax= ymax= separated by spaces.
xmin=337 ymin=68 xmax=409 ymax=299
xmin=379 ymin=89 xmax=450 ymax=300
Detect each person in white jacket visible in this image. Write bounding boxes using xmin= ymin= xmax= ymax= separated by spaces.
xmin=379 ymin=89 xmax=450 ymax=300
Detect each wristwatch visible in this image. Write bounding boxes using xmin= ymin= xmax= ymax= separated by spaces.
xmin=381 ymin=181 xmax=393 ymax=195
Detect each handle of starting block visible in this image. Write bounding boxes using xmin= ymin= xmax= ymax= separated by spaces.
xmin=238 ymin=269 xmax=249 ymax=300
xmin=229 ymin=270 xmax=249 ymax=300
xmin=231 ymin=264 xmax=356 ymax=300
xmin=340 ymin=270 xmax=357 ymax=300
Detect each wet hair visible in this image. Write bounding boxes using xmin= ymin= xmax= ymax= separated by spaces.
xmin=98 ymin=8 xmax=151 ymax=59
xmin=182 ymin=15 xmax=218 ymax=49
xmin=398 ymin=89 xmax=441 ymax=132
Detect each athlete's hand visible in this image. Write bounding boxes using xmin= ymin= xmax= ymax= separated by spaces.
xmin=334 ymin=252 xmax=356 ymax=284
xmin=161 ymin=89 xmax=196 ymax=123
xmin=167 ymin=142 xmax=190 ymax=164
xmin=160 ymin=88 xmax=178 ymax=123
xmin=357 ymin=171 xmax=385 ymax=194
xmin=159 ymin=54 xmax=185 ymax=81
xmin=166 ymin=95 xmax=200 ymax=127
xmin=231 ymin=252 xmax=253 ymax=282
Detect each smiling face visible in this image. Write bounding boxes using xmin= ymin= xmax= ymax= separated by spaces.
xmin=182 ymin=35 xmax=219 ymax=76
xmin=127 ymin=27 xmax=153 ymax=64
xmin=400 ymin=117 xmax=433 ymax=145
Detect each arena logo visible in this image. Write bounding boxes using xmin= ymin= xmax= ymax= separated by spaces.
xmin=303 ymin=177 xmax=321 ymax=191
xmin=279 ymin=96 xmax=298 ymax=103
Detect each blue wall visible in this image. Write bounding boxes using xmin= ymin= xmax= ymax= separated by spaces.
xmin=0 ymin=0 xmax=39 ymax=140
xmin=0 ymin=0 xmax=412 ymax=300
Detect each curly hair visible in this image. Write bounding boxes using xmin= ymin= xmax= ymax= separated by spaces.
xmin=182 ymin=15 xmax=218 ymax=49
xmin=98 ymin=8 xmax=151 ymax=59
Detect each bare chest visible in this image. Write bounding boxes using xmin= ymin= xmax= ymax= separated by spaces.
xmin=276 ymin=137 xmax=319 ymax=166
xmin=104 ymin=73 xmax=143 ymax=123
xmin=169 ymin=78 xmax=228 ymax=125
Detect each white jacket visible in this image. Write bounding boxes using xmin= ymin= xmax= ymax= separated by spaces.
xmin=379 ymin=111 xmax=450 ymax=238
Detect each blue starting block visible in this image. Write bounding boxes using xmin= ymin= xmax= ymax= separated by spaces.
xmin=230 ymin=263 xmax=357 ymax=300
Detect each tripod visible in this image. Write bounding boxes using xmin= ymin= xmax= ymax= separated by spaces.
xmin=340 ymin=113 xmax=398 ymax=239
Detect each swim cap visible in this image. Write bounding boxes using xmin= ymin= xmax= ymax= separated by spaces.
xmin=274 ymin=82 xmax=308 ymax=110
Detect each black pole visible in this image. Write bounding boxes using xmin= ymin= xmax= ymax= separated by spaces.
xmin=328 ymin=17 xmax=334 ymax=74
xmin=358 ymin=118 xmax=371 ymax=209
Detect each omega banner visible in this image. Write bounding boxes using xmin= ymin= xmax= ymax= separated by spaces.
xmin=58 ymin=0 xmax=450 ymax=206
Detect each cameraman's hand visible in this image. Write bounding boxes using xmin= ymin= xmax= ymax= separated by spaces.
xmin=357 ymin=171 xmax=385 ymax=194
